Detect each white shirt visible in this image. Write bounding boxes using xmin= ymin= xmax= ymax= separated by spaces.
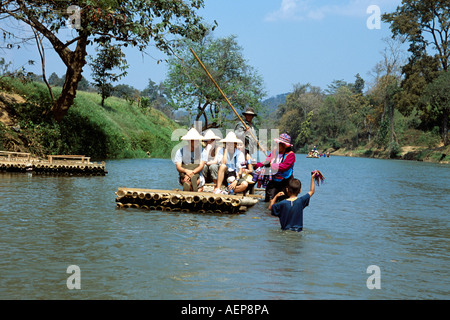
xmin=217 ymin=148 xmax=245 ymax=173
xmin=173 ymin=146 xmax=207 ymax=165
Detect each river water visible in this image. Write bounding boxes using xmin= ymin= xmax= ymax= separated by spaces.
xmin=0 ymin=155 xmax=448 ymax=299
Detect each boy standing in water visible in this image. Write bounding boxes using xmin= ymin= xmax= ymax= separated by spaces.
xmin=268 ymin=171 xmax=319 ymax=232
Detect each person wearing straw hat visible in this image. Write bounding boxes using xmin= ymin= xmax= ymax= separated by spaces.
xmin=201 ymin=129 xmax=222 ymax=184
xmin=213 ymin=131 xmax=248 ymax=194
xmin=255 ymin=132 xmax=296 ymax=202
xmin=235 ymin=107 xmax=258 ymax=158
xmin=173 ymin=128 xmax=207 ymax=192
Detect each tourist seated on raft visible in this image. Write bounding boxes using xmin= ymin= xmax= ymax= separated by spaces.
xmin=173 ymin=128 xmax=207 ymax=192
xmin=213 ymin=132 xmax=248 ymax=195
xmin=201 ymin=129 xmax=222 ymax=185
xmin=237 ymin=140 xmax=256 ymax=191
xmin=255 ymin=133 xmax=296 ymax=202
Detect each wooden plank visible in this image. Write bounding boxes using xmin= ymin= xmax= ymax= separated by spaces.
xmin=48 ymin=155 xmax=90 ymax=164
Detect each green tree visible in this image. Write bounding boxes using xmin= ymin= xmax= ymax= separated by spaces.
xmin=278 ymin=83 xmax=323 ymax=148
xmin=383 ymin=1 xmax=449 ymax=146
xmin=295 ymin=110 xmax=314 ymax=146
xmin=370 ymin=38 xmax=404 ymax=156
xmin=89 ymin=42 xmax=128 ymax=107
xmin=422 ymin=71 xmax=450 ymax=145
xmin=382 ymin=0 xmax=450 ymax=72
xmin=164 ymin=32 xmax=266 ymax=130
xmin=141 ymin=79 xmax=160 ymax=102
xmin=0 ymin=0 xmax=208 ymax=121
xmin=351 ymin=73 xmax=365 ymax=95
xmin=395 ymin=54 xmax=440 ymax=118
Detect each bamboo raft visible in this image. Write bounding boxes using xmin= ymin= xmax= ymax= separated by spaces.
xmin=115 ymin=187 xmax=260 ymax=214
xmin=0 ymin=151 xmax=107 ymax=175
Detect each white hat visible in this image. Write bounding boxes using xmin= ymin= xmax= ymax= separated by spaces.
xmin=242 ymin=173 xmax=255 ymax=184
xmin=202 ymin=129 xmax=221 ymax=140
xmin=220 ymin=131 xmax=243 ymax=144
xmin=181 ymin=128 xmax=204 ymax=141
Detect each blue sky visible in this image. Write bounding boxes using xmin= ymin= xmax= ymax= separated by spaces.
xmin=2 ymin=0 xmax=403 ymax=98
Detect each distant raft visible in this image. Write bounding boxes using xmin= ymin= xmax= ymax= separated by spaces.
xmin=0 ymin=151 xmax=107 ymax=176
xmin=115 ymin=187 xmax=260 ymax=214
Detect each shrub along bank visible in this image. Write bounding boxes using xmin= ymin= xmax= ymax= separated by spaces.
xmin=0 ymin=77 xmax=180 ymax=160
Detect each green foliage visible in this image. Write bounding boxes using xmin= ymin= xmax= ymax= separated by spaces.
xmin=382 ymin=0 xmax=450 ymax=72
xmin=278 ymin=83 xmax=323 ymax=148
xmin=89 ymin=42 xmax=128 ymax=106
xmin=1 ymin=77 xmax=179 ymax=159
xmin=421 ymin=71 xmax=450 ymax=145
xmin=0 ymin=0 xmax=209 ymax=121
xmin=295 ymin=110 xmax=314 ymax=146
xmin=388 ymin=141 xmax=400 ymax=158
xmin=164 ymin=32 xmax=266 ymax=130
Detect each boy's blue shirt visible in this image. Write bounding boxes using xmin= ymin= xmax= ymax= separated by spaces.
xmin=271 ymin=193 xmax=311 ymax=232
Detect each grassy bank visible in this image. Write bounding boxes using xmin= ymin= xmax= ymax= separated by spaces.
xmin=0 ymin=77 xmax=180 ymax=159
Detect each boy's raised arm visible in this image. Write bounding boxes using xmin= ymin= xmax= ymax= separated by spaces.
xmin=268 ymin=191 xmax=285 ymax=211
xmin=308 ymin=172 xmax=316 ymax=197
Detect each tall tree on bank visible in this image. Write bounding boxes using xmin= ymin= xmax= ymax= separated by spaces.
xmin=383 ymin=0 xmax=450 ymax=72
xmin=164 ymin=33 xmax=266 ymax=130
xmin=422 ymin=71 xmax=450 ymax=145
xmin=0 ymin=0 xmax=208 ymax=121
xmin=89 ymin=42 xmax=128 ymax=107
xmin=382 ymin=0 xmax=450 ymax=145
xmin=370 ymin=38 xmax=405 ymax=156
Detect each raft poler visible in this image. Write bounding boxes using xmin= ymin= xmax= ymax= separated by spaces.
xmin=235 ymin=107 xmax=258 ymax=158
xmin=173 ymin=128 xmax=207 ymax=192
xmin=255 ymin=133 xmax=296 ymax=202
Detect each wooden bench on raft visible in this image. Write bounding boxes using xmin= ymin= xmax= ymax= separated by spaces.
xmin=47 ymin=155 xmax=91 ymax=164
xmin=0 ymin=151 xmax=32 ymax=162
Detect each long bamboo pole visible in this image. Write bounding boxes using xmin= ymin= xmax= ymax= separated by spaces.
xmin=190 ymin=48 xmax=267 ymax=157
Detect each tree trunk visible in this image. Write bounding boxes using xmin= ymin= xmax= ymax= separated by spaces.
xmin=443 ymin=107 xmax=449 ymax=146
xmin=52 ymin=35 xmax=88 ymax=122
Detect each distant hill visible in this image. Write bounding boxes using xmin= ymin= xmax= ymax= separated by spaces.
xmin=262 ymin=93 xmax=289 ymax=113
xmin=258 ymin=92 xmax=289 ymax=129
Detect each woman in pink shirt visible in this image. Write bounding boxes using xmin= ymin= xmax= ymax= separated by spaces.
xmin=255 ymin=133 xmax=296 ymax=202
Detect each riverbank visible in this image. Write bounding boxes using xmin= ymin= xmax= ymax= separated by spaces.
xmin=0 ymin=78 xmax=180 ymax=160
xmin=330 ymin=144 xmax=450 ymax=164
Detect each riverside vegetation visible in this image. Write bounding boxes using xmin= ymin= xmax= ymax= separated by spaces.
xmin=1 ymin=75 xmax=449 ymax=164
xmin=0 ymin=77 xmax=179 ymax=160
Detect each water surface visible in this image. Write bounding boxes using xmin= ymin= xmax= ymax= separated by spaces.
xmin=1 ymin=155 xmax=448 ymax=299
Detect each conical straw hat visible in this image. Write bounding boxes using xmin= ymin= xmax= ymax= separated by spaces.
xmin=202 ymin=129 xmax=221 ymax=140
xmin=220 ymin=131 xmax=243 ymax=143
xmin=181 ymin=128 xmax=204 ymax=140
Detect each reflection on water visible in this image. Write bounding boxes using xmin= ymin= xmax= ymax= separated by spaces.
xmin=0 ymin=156 xmax=449 ymax=299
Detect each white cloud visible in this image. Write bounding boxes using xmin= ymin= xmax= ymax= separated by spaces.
xmin=265 ymin=0 xmax=401 ymax=22
xmin=265 ymin=0 xmax=308 ymax=22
